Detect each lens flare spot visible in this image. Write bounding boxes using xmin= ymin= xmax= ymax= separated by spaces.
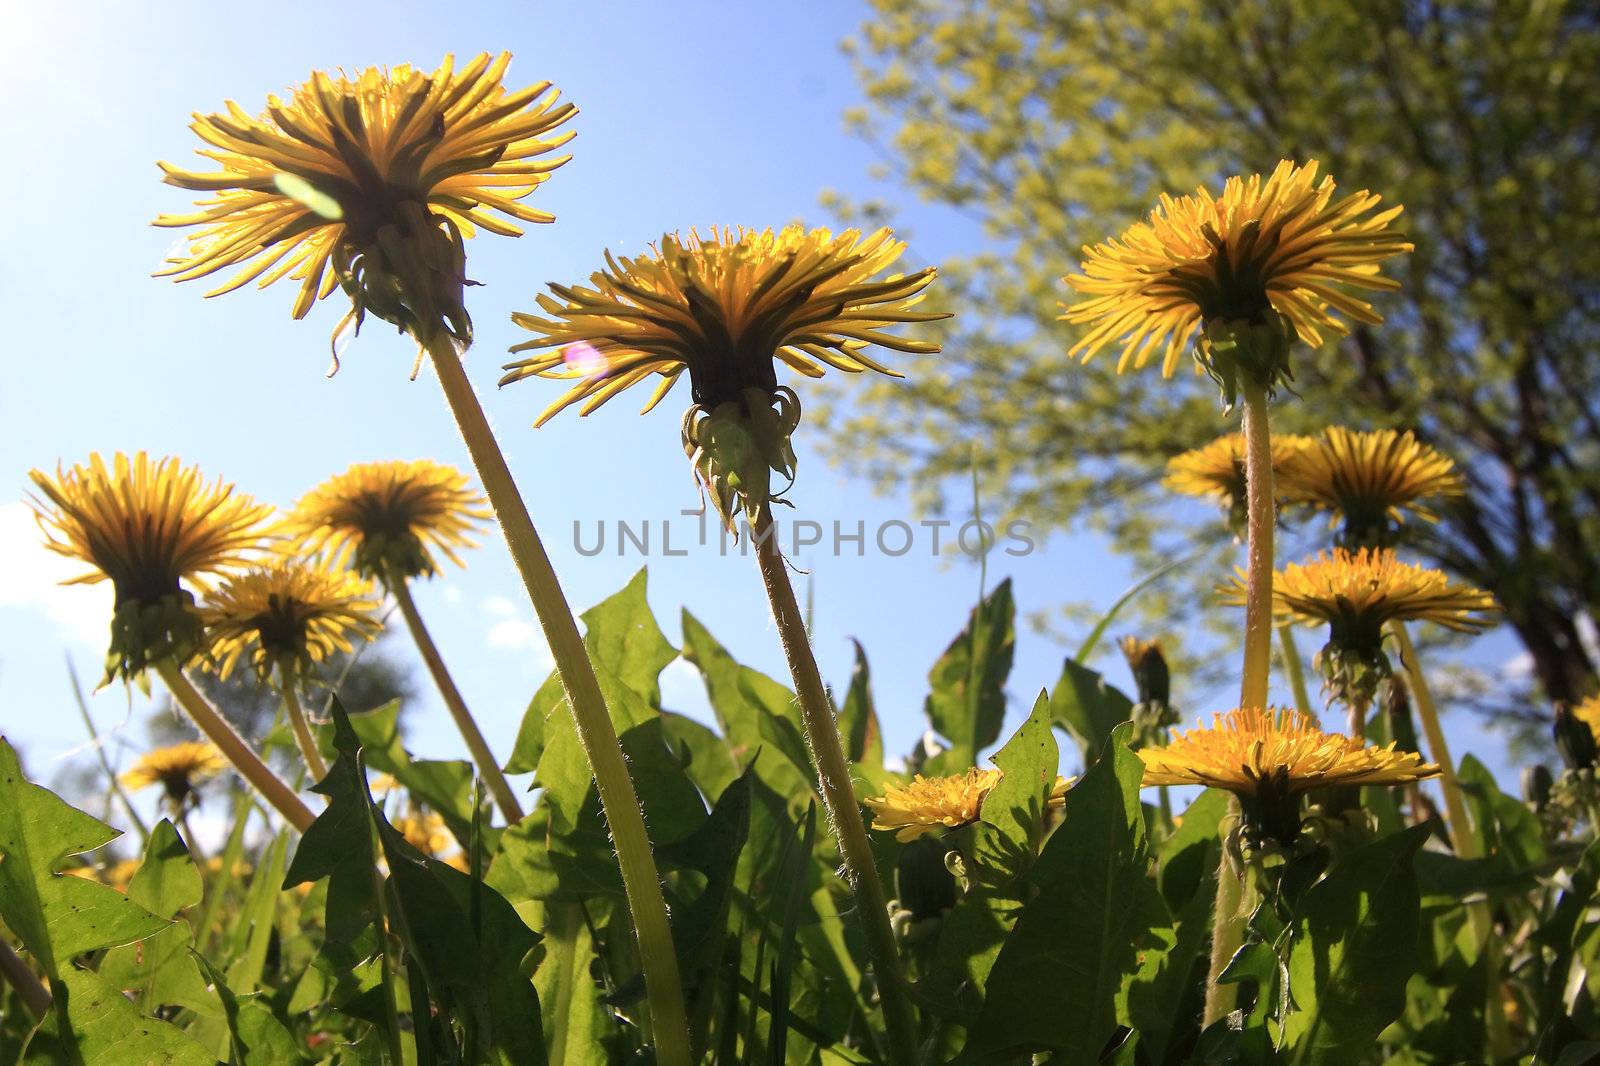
xmin=562 ymin=341 xmax=606 ymax=377
xmin=273 ymin=173 xmax=344 ymax=220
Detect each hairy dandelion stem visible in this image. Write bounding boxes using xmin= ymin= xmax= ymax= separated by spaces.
xmin=1238 ymin=381 xmax=1276 ymax=710
xmin=424 ymin=333 xmax=690 ymax=1064
xmin=1208 ymin=378 xmax=1277 ymax=1025
xmin=154 ymin=659 xmax=315 ymax=832
xmin=751 ymin=506 xmax=918 ymax=1066
xmin=1390 ymin=621 xmax=1510 ymax=1056
xmin=389 ymin=574 xmax=525 ymax=825
xmin=0 ymin=940 xmax=50 ymax=1018
xmin=1204 ymin=800 xmax=1246 ymax=1025
xmin=278 ymin=662 xmax=328 ymax=783
xmin=1277 ymin=623 xmax=1313 ymax=718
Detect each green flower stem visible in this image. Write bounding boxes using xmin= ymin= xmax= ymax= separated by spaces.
xmin=1203 ymin=797 xmax=1247 ymax=1025
xmin=751 ymin=506 xmax=918 ymax=1066
xmin=1238 ymin=379 xmax=1276 ymax=711
xmin=1347 ymin=695 xmax=1370 ymax=743
xmin=424 ymin=334 xmax=690 ymax=1065
xmin=0 ymin=938 xmax=51 ymax=1018
xmin=1276 ymin=623 xmax=1314 ymax=718
xmin=388 ymin=573 xmax=525 ymax=826
xmin=155 ymin=660 xmax=315 ymax=833
xmin=1388 ymin=621 xmax=1509 ymax=1055
xmin=278 ymin=661 xmax=329 ymax=784
xmin=1207 ymin=377 xmax=1278 ymax=1026
xmin=1388 ymin=623 xmax=1474 ymax=858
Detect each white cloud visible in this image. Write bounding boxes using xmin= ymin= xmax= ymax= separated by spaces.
xmin=480 ymin=595 xmax=554 ymax=673
xmin=0 ymin=501 xmax=113 ymax=649
xmin=1500 ymin=651 xmax=1535 ymax=681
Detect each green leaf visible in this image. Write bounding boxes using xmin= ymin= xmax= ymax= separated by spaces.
xmin=198 ymin=954 xmax=309 ymax=1065
xmin=1049 ymin=658 xmax=1134 ymax=768
xmin=534 ymin=902 xmax=613 ymax=1065
xmin=0 ymin=737 xmax=167 ymax=980
xmin=1283 ymin=824 xmax=1430 ymax=1064
xmin=1124 ymin=789 xmax=1228 ymax=1064
xmin=284 ymin=701 xmax=379 ymax=949
xmin=224 ymin=831 xmax=289 ymax=996
xmin=957 ymin=722 xmax=1160 ymax=1061
xmin=923 ymin=690 xmax=1058 ymax=1016
xmin=837 ymin=640 xmax=883 ymax=769
xmin=376 ymin=814 xmax=547 ymax=1066
xmin=507 ymin=568 xmax=677 ymax=774
xmin=50 ymin=967 xmax=214 ymax=1066
xmin=536 ymin=661 xmax=707 ymax=846
xmin=1457 ymin=754 xmax=1546 ymax=871
xmin=97 ymin=820 xmax=217 ymax=1017
xmin=660 ymin=710 xmax=740 ymax=802
xmin=343 ymin=699 xmax=477 ymax=844
xmin=680 ymin=610 xmax=816 ymax=803
xmin=923 ymin=578 xmax=1014 ymax=774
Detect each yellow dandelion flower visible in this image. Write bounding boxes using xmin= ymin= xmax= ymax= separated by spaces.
xmin=1575 ymin=694 xmax=1600 ymax=735
xmin=864 ymin=768 xmax=1070 ymax=843
xmin=120 ymin=741 xmax=229 ymax=805
xmin=1222 ymin=549 xmax=1494 ymax=708
xmin=1231 ymin=548 xmax=1496 ymax=644
xmin=1277 ymin=427 xmax=1465 ymax=547
xmin=1140 ymin=707 xmax=1437 ymax=793
xmin=392 ymin=811 xmax=457 ymax=857
xmin=1164 ymin=432 xmax=1316 ymax=519
xmin=287 ymin=459 xmax=491 ymax=581
xmin=156 ymin=53 xmax=576 ymax=359
xmin=28 ymin=452 xmax=274 ymax=680
xmin=502 ymin=225 xmax=947 ymax=526
xmin=202 ymin=558 xmax=383 ymax=681
xmin=1062 ymin=160 xmax=1411 ymax=398
xmin=503 ymin=224 xmax=946 ymax=422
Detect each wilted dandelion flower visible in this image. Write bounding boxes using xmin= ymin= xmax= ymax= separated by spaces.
xmin=28 ymin=452 xmax=273 ymax=681
xmin=287 ymin=459 xmax=491 ymax=581
xmin=156 ymin=53 xmax=575 ymax=364
xmin=1164 ymin=432 xmax=1316 ymax=532
xmin=202 ymin=558 xmax=383 ymax=682
xmin=864 ymin=768 xmax=1070 ymax=842
xmin=120 ymin=741 xmax=229 ymax=806
xmin=501 ymin=225 xmax=947 ymax=526
xmin=1062 ymin=160 xmax=1411 ymax=404
xmin=1278 ymin=427 xmax=1464 ymax=548
xmin=1140 ymin=707 xmax=1439 ymax=843
xmin=1223 ymin=548 xmax=1494 ymax=709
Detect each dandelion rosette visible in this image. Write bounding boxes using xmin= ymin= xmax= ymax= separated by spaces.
xmin=1223 ymin=548 xmax=1495 ymax=707
xmin=202 ymin=557 xmax=383 ymax=682
xmin=1164 ymin=432 xmax=1316 ymax=533
xmin=120 ymin=740 xmax=230 ymax=807
xmin=29 ymin=452 xmax=274 ymax=682
xmin=156 ymin=52 xmax=575 ymax=365
xmin=1277 ymin=427 xmax=1465 ymax=548
xmin=1139 ymin=707 xmax=1439 ymax=844
xmin=287 ymin=459 xmax=491 ymax=581
xmin=501 ymin=224 xmax=948 ymax=527
xmin=864 ymin=768 xmax=1070 ymax=843
xmin=1062 ymin=160 xmax=1411 ymax=406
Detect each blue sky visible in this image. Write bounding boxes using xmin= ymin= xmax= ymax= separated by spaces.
xmin=0 ymin=0 xmax=1529 ymax=822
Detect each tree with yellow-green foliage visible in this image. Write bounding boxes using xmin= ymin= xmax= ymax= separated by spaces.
xmin=825 ymin=0 xmax=1600 ymax=714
